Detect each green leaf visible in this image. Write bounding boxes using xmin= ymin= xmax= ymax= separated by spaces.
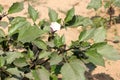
xmin=61 ymin=60 xmax=86 ymax=80
xmin=8 ymin=2 xmax=24 ymax=14
xmin=28 ymin=4 xmax=38 ymax=21
xmin=93 ymin=27 xmax=106 ymax=43
xmin=64 ymin=7 xmax=75 ymax=23
xmin=0 ymin=29 xmax=5 ymax=37
xmin=113 ymin=0 xmax=120 ymax=7
xmin=48 ymin=8 xmax=58 ymax=22
xmin=87 ymin=0 xmax=102 ymax=10
xmin=33 ymin=39 xmax=47 ymax=50
xmin=50 ymin=53 xmax=63 ymax=65
xmin=8 ymin=17 xmax=29 ymax=35
xmin=104 ymin=1 xmax=111 ymax=8
xmin=13 ymin=58 xmax=28 ymax=67
xmin=54 ymin=35 xmax=65 ymax=47
xmin=0 ymin=21 xmax=8 ymax=28
xmin=27 ymin=49 xmax=34 ymax=58
xmin=25 ymin=72 xmax=34 ymax=80
xmin=32 ymin=67 xmax=50 ymax=80
xmin=6 ymin=52 xmax=23 ymax=64
xmin=7 ymin=67 xmax=23 ymax=77
xmin=91 ymin=16 xmax=106 ymax=28
xmin=66 ymin=16 xmax=93 ymax=27
xmin=0 ymin=5 xmax=4 ymax=13
xmin=86 ymin=50 xmax=105 ymax=66
xmin=79 ymin=28 xmax=95 ymax=41
xmin=71 ymin=16 xmax=84 ymax=26
xmin=0 ymin=56 xmax=5 ymax=67
xmin=65 ymin=15 xmax=84 ymax=27
xmin=18 ymin=26 xmax=45 ymax=43
xmin=97 ymin=45 xmax=120 ymax=60
xmin=39 ymin=20 xmax=51 ymax=32
xmin=39 ymin=51 xmax=51 ymax=59
xmin=81 ymin=17 xmax=93 ymax=27
xmin=50 ymin=74 xmax=58 ymax=80
xmin=91 ymin=42 xmax=107 ymax=49
xmin=0 ymin=50 xmax=4 ymax=55
xmin=10 ymin=17 xmax=26 ymax=25
xmin=9 ymin=20 xmax=30 ymax=36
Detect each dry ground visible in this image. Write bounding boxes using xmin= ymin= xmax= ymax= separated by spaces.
xmin=0 ymin=0 xmax=120 ymax=80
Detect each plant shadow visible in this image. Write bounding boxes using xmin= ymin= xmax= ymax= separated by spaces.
xmin=93 ymin=73 xmax=114 ymax=80
xmin=85 ymin=72 xmax=114 ymax=80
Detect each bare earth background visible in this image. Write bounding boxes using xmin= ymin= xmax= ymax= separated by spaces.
xmin=0 ymin=0 xmax=120 ymax=80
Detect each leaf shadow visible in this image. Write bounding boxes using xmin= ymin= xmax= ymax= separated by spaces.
xmin=93 ymin=73 xmax=114 ymax=80
xmin=85 ymin=72 xmax=114 ymax=80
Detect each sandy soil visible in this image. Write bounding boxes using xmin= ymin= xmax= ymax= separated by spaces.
xmin=0 ymin=0 xmax=120 ymax=80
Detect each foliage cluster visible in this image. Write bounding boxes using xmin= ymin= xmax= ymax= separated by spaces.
xmin=0 ymin=0 xmax=120 ymax=80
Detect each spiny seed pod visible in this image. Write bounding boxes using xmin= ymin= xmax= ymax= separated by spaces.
xmin=107 ymin=6 xmax=115 ymax=15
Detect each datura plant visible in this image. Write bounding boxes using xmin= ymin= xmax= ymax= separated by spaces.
xmin=0 ymin=1 xmax=120 ymax=80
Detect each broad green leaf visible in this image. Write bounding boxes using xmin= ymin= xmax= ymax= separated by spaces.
xmin=0 ymin=21 xmax=8 ymax=28
xmin=50 ymin=74 xmax=58 ymax=80
xmin=97 ymin=45 xmax=120 ymax=60
xmin=9 ymin=21 xmax=30 ymax=36
xmin=79 ymin=28 xmax=95 ymax=41
xmin=113 ymin=0 xmax=120 ymax=7
xmin=64 ymin=7 xmax=75 ymax=23
xmin=0 ymin=5 xmax=3 ymax=13
xmin=18 ymin=26 xmax=45 ymax=43
xmin=0 ymin=50 xmax=4 ymax=55
xmin=32 ymin=67 xmax=50 ymax=80
xmin=10 ymin=17 xmax=26 ymax=25
xmin=8 ymin=2 xmax=24 ymax=14
xmin=86 ymin=50 xmax=105 ymax=66
xmin=39 ymin=20 xmax=51 ymax=31
xmin=6 ymin=52 xmax=23 ymax=64
xmin=48 ymin=8 xmax=58 ymax=22
xmin=26 ymin=49 xmax=34 ymax=59
xmin=28 ymin=4 xmax=38 ymax=21
xmin=25 ymin=72 xmax=34 ymax=80
xmin=104 ymin=1 xmax=111 ymax=8
xmin=50 ymin=53 xmax=63 ymax=65
xmin=61 ymin=60 xmax=86 ymax=80
xmin=9 ymin=17 xmax=29 ymax=35
xmin=13 ymin=58 xmax=28 ymax=67
xmin=47 ymin=41 xmax=55 ymax=47
xmin=0 ymin=37 xmax=5 ymax=43
xmin=7 ymin=67 xmax=23 ymax=77
xmin=0 ymin=29 xmax=5 ymax=37
xmin=39 ymin=51 xmax=52 ymax=59
xmin=65 ymin=15 xmax=84 ymax=26
xmin=33 ymin=39 xmax=47 ymax=50
xmin=91 ymin=16 xmax=106 ymax=28
xmin=87 ymin=0 xmax=102 ymax=10
xmin=91 ymin=42 xmax=107 ymax=49
xmin=0 ymin=56 xmax=5 ymax=67
xmin=81 ymin=17 xmax=93 ymax=27
xmin=93 ymin=27 xmax=106 ymax=43
xmin=54 ymin=35 xmax=65 ymax=47
xmin=66 ymin=16 xmax=93 ymax=27
xmin=43 ymin=25 xmax=51 ymax=32
xmin=71 ymin=16 xmax=84 ymax=26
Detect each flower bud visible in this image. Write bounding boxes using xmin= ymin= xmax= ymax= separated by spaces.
xmin=50 ymin=22 xmax=61 ymax=32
